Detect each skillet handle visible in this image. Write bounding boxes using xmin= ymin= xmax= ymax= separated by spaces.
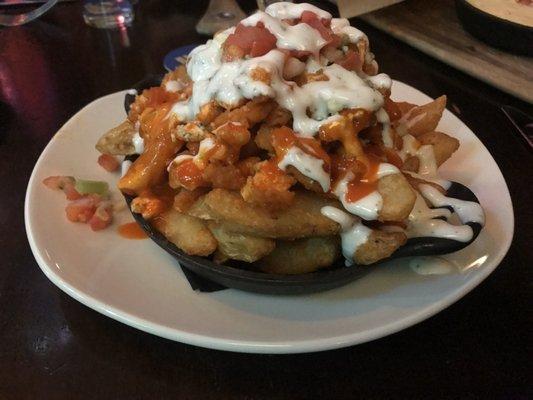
xmin=390 ymin=181 xmax=483 ymax=259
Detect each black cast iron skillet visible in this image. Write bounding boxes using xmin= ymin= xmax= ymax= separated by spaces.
xmin=455 ymin=0 xmax=533 ymax=56
xmin=122 ymin=76 xmax=483 ymax=294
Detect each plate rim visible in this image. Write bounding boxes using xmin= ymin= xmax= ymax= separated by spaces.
xmin=24 ymin=85 xmax=515 ymax=354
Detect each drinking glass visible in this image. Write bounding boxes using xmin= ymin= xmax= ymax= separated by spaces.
xmin=83 ymin=0 xmax=134 ymax=29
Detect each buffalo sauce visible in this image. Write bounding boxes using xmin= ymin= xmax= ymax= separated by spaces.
xmin=345 ymin=154 xmax=381 ymax=202
xmin=118 ymin=222 xmax=148 ymax=239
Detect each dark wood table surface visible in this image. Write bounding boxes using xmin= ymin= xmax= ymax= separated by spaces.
xmin=1 ymin=1 xmax=531 ymax=398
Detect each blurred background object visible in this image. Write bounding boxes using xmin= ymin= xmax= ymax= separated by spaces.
xmin=0 ymin=0 xmax=57 ymax=26
xmin=336 ymin=0 xmax=405 ymax=17
xmin=195 ymin=0 xmax=246 ymax=35
xmin=257 ymin=0 xmax=292 ymax=11
xmin=455 ymin=0 xmax=533 ymax=56
xmin=83 ymin=0 xmax=134 ymax=29
xmin=360 ymin=0 xmax=533 ymax=103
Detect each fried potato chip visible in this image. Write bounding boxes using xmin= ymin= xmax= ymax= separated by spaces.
xmin=257 ymin=236 xmax=341 ymax=274
xmin=417 ymin=131 xmax=459 ymax=166
xmin=152 ymin=209 xmax=217 ymax=257
xmin=378 ymin=173 xmax=416 ymax=222
xmin=354 ymin=230 xmax=406 ymax=265
xmin=207 ymin=222 xmax=275 ymax=263
xmin=188 ymin=189 xmax=341 ymax=239
xmin=96 ymin=120 xmax=136 ymax=155
xmin=395 ymin=101 xmax=416 ymax=116
xmin=400 ymin=95 xmax=446 ymax=137
xmin=404 ymin=172 xmax=446 ymax=194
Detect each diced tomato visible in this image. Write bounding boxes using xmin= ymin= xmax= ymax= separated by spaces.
xmin=336 ymin=50 xmax=361 ymax=72
xmin=300 ymin=11 xmax=341 ymax=48
xmin=43 ymin=176 xmax=75 ymax=191
xmin=43 ymin=175 xmax=83 ymax=200
xmin=63 ymin=182 xmax=83 ymax=200
xmin=223 ymin=23 xmax=277 ymax=59
xmin=65 ymin=197 xmax=97 ymax=223
xmin=89 ymin=203 xmax=113 ymax=231
xmin=98 ymin=154 xmax=120 ymax=172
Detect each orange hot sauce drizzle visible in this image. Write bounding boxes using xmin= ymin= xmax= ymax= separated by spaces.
xmin=175 ymin=159 xmax=205 ymax=191
xmin=271 ymin=126 xmax=331 ymax=172
xmin=345 ymin=153 xmax=381 ymax=203
xmin=118 ymin=222 xmax=148 ymax=239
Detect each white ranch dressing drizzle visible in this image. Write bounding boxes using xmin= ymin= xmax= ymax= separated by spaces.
xmin=330 ymin=18 xmax=368 ymax=44
xmin=165 ymin=80 xmax=184 ymax=93
xmin=376 ymin=108 xmax=393 ymax=148
xmin=132 ymin=132 xmax=144 ymax=154
xmin=121 ymin=160 xmax=132 ymax=177
xmin=399 ymin=134 xmax=451 ymax=188
xmin=171 ymin=4 xmax=388 ymax=137
xmin=405 ymin=193 xmax=473 ymax=242
xmin=333 ymin=163 xmax=400 ymax=220
xmin=241 ymin=11 xmax=327 ymax=54
xmin=419 ymin=184 xmax=485 ymax=225
xmin=277 ymin=146 xmax=330 ymax=192
xmin=265 ymin=2 xmax=332 ymax=20
xmin=320 ymin=206 xmax=372 ymax=265
xmin=167 ymin=137 xmax=216 ymax=171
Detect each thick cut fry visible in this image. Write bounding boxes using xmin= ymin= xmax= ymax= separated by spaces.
xmin=210 ymin=99 xmax=275 ymax=129
xmin=207 ymin=222 xmax=275 ymax=263
xmin=152 ymin=209 xmax=217 ymax=257
xmin=378 ymin=173 xmax=416 ymax=222
xmin=173 ymin=188 xmax=209 ymax=213
xmin=96 ymin=120 xmax=136 ymax=155
xmin=417 ymin=131 xmax=459 ymax=166
xmin=188 ymin=189 xmax=341 ymax=239
xmin=257 ymin=236 xmax=341 ymax=274
xmin=402 ymin=156 xmax=419 ymax=172
xmin=119 ymin=132 xmax=181 ymax=195
xmin=398 ymin=96 xmax=447 ymax=137
xmin=354 ymin=230 xmax=406 ymax=265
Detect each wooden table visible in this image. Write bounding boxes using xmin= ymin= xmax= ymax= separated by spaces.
xmin=0 ymin=1 xmax=531 ymax=398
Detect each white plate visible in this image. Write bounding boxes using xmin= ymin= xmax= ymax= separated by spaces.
xmin=25 ymin=81 xmax=514 ymax=354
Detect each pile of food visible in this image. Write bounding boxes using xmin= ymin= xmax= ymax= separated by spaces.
xmin=95 ymin=2 xmax=484 ymax=274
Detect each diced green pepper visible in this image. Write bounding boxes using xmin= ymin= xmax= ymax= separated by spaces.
xmin=74 ymin=179 xmax=109 ymax=196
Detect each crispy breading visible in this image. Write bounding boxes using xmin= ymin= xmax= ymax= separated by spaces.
xmin=378 ymin=173 xmax=416 ymax=222
xmin=188 ymin=189 xmax=341 ymax=239
xmin=257 ymin=236 xmax=341 ymax=274
xmin=96 ymin=120 xmax=137 ymax=155
xmin=354 ymin=230 xmax=406 ymax=265
xmin=152 ymin=209 xmax=217 ymax=257
xmin=207 ymin=222 xmax=275 ymax=263
xmin=254 ymin=125 xmax=274 ymax=152
xmin=172 ymin=122 xmax=208 ymax=142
